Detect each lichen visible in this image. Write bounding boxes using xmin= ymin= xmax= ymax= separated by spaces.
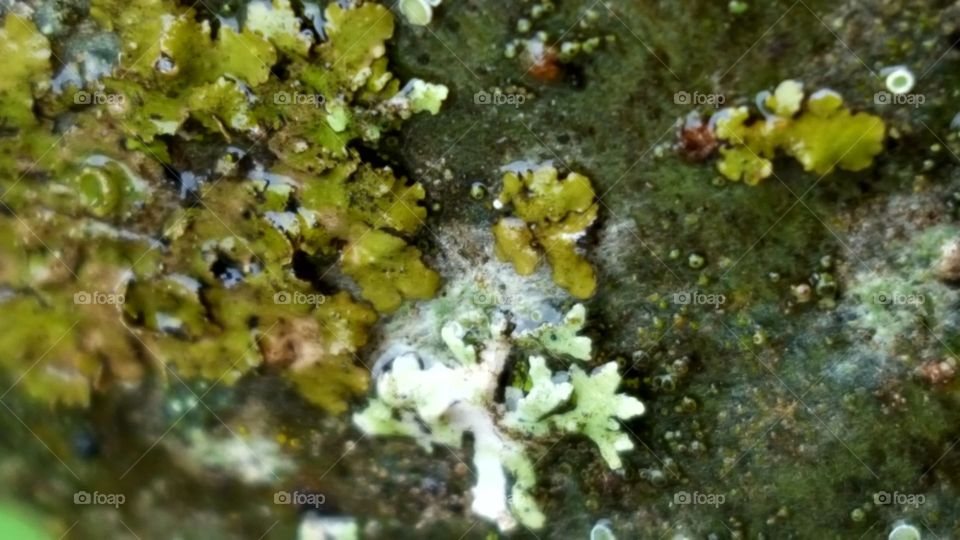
xmin=0 ymin=1 xmax=447 ymax=410
xmin=713 ymin=80 xmax=886 ymax=185
xmin=0 ymin=14 xmax=51 ymax=129
xmin=354 ymin=303 xmax=644 ymax=530
xmin=493 ymin=165 xmax=598 ymax=298
xmin=398 ymin=0 xmax=443 ymax=26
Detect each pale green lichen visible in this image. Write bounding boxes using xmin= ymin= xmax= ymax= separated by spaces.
xmin=551 ymin=363 xmax=646 ymax=469
xmin=401 ymin=79 xmax=450 ymax=115
xmin=245 ymin=0 xmax=313 ymax=57
xmin=493 ymin=165 xmax=599 ymax=299
xmin=514 ymin=302 xmax=592 ymax=361
xmin=713 ymin=80 xmax=886 ymax=185
xmin=354 ymin=304 xmax=644 ymax=530
xmin=766 ymin=79 xmax=804 ymax=117
xmin=845 ymin=225 xmax=959 ymax=355
xmin=398 ymin=0 xmax=443 ymax=26
xmin=501 ymin=355 xmax=572 ymax=436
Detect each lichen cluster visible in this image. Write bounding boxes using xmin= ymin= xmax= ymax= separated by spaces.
xmin=713 ymin=79 xmax=886 ymax=185
xmin=354 ymin=301 xmax=643 ymax=530
xmin=0 ymin=1 xmax=446 ymax=410
xmin=492 ymin=165 xmax=599 ymax=298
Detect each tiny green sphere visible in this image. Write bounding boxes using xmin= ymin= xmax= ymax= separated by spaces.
xmin=815 ymin=273 xmax=837 ymax=296
xmin=889 ymin=523 xmax=921 ymax=540
xmin=470 ymin=182 xmax=487 ymax=200
xmin=728 ymin=0 xmax=749 ymax=14
xmin=850 ymin=508 xmax=865 ymax=522
xmin=688 ymin=253 xmax=706 ymax=269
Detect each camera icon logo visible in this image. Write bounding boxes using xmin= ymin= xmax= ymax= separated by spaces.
xmin=474 ymin=90 xmax=492 ymax=105
xmin=673 ymin=491 xmax=691 ymax=504
xmin=74 ymin=291 xmax=92 ymax=305
xmin=672 ymin=292 xmax=691 ymax=305
xmin=873 ymin=491 xmax=891 ymax=505
xmin=274 ymin=91 xmax=292 ymax=105
xmin=274 ymin=292 xmax=291 ymax=304
xmin=274 ymin=491 xmax=291 ymax=504
xmin=874 ymin=91 xmax=891 ymax=105
xmin=674 ymin=91 xmax=691 ymax=105
xmin=73 ymin=91 xmax=92 ymax=105
xmin=873 ymin=293 xmax=891 ymax=305
xmin=74 ymin=491 xmax=91 ymax=504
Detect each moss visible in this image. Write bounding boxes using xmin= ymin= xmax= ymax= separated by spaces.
xmin=493 ymin=165 xmax=598 ymax=298
xmin=714 ymin=82 xmax=886 ymax=185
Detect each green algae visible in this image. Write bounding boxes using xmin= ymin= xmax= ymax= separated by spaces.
xmin=493 ymin=165 xmax=598 ymax=298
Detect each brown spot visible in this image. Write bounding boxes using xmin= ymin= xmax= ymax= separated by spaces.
xmin=260 ymin=317 xmax=323 ymax=370
xmin=918 ymin=358 xmax=956 ymax=385
xmin=676 ymin=115 xmax=717 ymax=162
xmin=935 ymin=239 xmax=960 ymax=284
xmin=524 ymin=42 xmax=563 ymax=83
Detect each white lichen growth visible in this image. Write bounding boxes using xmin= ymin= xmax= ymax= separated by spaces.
xmin=845 ymin=224 xmax=960 ymax=353
xmin=590 ymin=520 xmax=617 ymax=540
xmin=176 ymin=428 xmax=293 ymax=484
xmin=503 ymin=356 xmax=573 ymax=435
xmin=515 ymin=303 xmax=593 ymax=361
xmin=888 ymin=522 xmax=921 ymax=540
xmin=246 ymin=0 xmax=314 ymax=56
xmin=353 ymin=302 xmax=644 ymax=530
xmin=297 ymin=515 xmax=358 ymax=540
xmin=551 ymin=363 xmax=646 ymax=469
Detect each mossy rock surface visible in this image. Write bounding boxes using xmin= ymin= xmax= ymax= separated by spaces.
xmin=2 ymin=0 xmax=960 ymax=539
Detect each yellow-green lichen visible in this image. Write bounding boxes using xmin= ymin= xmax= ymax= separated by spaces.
xmin=0 ymin=15 xmax=50 ymax=129
xmin=713 ymin=80 xmax=886 ymax=185
xmin=493 ymin=165 xmax=598 ymax=298
xmin=0 ymin=1 xmax=447 ymax=411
